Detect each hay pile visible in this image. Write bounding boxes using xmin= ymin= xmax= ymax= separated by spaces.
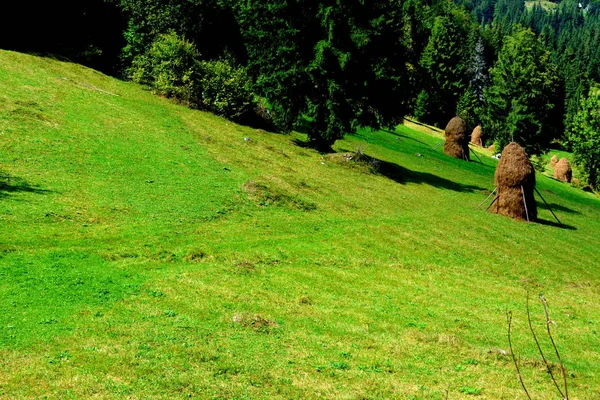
xmin=443 ymin=116 xmax=469 ymax=161
xmin=492 ymin=142 xmax=537 ymax=221
xmin=470 ymin=125 xmax=483 ymax=147
xmin=550 ymin=154 xmax=559 ymax=167
xmin=554 ymin=157 xmax=572 ymax=182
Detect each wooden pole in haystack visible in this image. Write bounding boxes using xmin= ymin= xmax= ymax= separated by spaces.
xmin=477 ymin=187 xmax=497 ymax=209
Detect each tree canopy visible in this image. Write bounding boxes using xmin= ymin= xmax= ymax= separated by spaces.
xmin=569 ymin=89 xmax=600 ymax=188
xmin=483 ymin=27 xmax=561 ymax=155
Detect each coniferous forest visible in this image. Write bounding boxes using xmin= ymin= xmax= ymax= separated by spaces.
xmin=2 ymin=0 xmax=599 ymax=187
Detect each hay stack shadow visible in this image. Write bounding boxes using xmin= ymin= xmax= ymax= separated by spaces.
xmin=492 ymin=142 xmax=537 ymax=221
xmin=444 ymin=117 xmax=470 ymax=161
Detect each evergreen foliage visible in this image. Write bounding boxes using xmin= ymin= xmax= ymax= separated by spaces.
xmin=569 ymin=89 xmax=600 ymax=188
xmin=417 ymin=6 xmax=474 ymax=127
xmin=0 ymin=0 xmax=125 ymax=73
xmin=2 ymin=0 xmax=598 ymax=154
xmin=232 ymin=0 xmax=413 ymax=150
xmin=483 ymin=27 xmax=561 ymax=156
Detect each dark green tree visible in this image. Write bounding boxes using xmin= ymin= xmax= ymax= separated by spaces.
xmin=416 ymin=5 xmax=474 ymax=127
xmin=111 ymin=0 xmax=244 ymax=66
xmin=569 ymin=89 xmax=600 ymax=189
xmin=483 ymin=27 xmax=561 ymax=155
xmin=233 ymin=0 xmax=413 ymax=150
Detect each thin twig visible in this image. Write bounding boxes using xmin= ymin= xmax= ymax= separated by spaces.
xmin=507 ymin=311 xmax=533 ymax=400
xmin=541 ymin=295 xmax=569 ymax=399
xmin=527 ymin=292 xmax=565 ymax=398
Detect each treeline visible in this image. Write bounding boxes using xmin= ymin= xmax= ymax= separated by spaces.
xmin=0 ymin=0 xmax=126 ymax=74
xmin=1 ymin=0 xmax=598 ymax=187
xmin=458 ymin=0 xmax=600 ymax=186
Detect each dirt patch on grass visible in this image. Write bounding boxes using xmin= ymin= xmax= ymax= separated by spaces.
xmin=242 ymin=180 xmax=316 ymax=211
xmin=232 ymin=313 xmax=279 ymax=333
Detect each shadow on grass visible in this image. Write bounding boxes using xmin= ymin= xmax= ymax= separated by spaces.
xmin=291 ymin=138 xmax=333 ymax=154
xmin=377 ymin=159 xmax=486 ymax=193
xmin=381 ymin=129 xmax=430 ymax=147
xmin=536 ymin=218 xmax=577 ymax=230
xmin=0 ymin=174 xmax=53 ymax=199
xmin=538 ymin=201 xmax=580 ymax=215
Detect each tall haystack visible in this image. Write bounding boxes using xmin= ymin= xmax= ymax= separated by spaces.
xmin=492 ymin=142 xmax=537 ymax=221
xmin=444 ymin=116 xmax=470 ymax=161
xmin=554 ymin=157 xmax=572 ymax=183
xmin=550 ymin=154 xmax=559 ymax=167
xmin=470 ymin=125 xmax=483 ymax=147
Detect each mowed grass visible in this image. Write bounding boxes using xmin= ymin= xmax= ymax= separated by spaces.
xmin=1 ymin=50 xmax=600 ymax=399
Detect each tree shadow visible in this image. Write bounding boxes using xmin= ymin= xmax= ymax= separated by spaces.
xmin=377 ymin=159 xmax=486 ymax=193
xmin=535 ymin=218 xmax=577 ymax=231
xmin=0 ymin=175 xmax=53 ymax=199
xmin=381 ymin=129 xmax=430 ymax=147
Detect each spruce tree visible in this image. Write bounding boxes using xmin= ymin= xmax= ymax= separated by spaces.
xmin=483 ymin=27 xmax=561 ymax=155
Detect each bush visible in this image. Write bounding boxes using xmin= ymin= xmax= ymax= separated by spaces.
xmin=128 ymin=32 xmax=200 ymax=105
xmin=126 ymin=33 xmax=255 ymax=123
xmin=198 ymin=59 xmax=254 ymax=121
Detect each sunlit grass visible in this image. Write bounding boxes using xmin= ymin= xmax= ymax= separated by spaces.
xmin=1 ymin=50 xmax=600 ymax=399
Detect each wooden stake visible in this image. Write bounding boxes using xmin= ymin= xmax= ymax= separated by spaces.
xmin=486 ymin=195 xmax=499 ymax=212
xmin=533 ymin=187 xmax=563 ymax=225
xmin=477 ymin=187 xmax=497 ymax=209
xmin=469 ymin=146 xmax=483 ymax=163
xmin=521 ymin=185 xmax=530 ymax=223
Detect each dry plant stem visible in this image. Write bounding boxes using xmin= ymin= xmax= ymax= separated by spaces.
xmin=526 ymin=293 xmax=565 ymax=398
xmin=541 ymin=295 xmax=569 ymax=399
xmin=476 ymin=187 xmax=497 ymax=209
xmin=507 ymin=311 xmax=533 ymax=400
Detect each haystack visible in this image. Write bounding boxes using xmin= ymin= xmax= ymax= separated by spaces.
xmin=492 ymin=142 xmax=537 ymax=221
xmin=443 ymin=116 xmax=470 ymax=161
xmin=470 ymin=125 xmax=483 ymax=147
xmin=554 ymin=158 xmax=572 ymax=183
xmin=550 ymin=154 xmax=559 ymax=168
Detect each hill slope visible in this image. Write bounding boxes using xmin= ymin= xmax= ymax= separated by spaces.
xmin=1 ymin=50 xmax=600 ymax=399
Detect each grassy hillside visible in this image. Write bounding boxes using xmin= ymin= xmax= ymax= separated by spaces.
xmin=1 ymin=50 xmax=600 ymax=399
xmin=524 ymin=1 xmax=559 ymax=11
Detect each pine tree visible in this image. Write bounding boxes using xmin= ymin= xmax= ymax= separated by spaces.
xmin=483 ymin=27 xmax=561 ymax=155
xmin=569 ymin=89 xmax=600 ymax=189
xmin=417 ymin=6 xmax=474 ymax=127
xmin=233 ymin=0 xmax=413 ymax=150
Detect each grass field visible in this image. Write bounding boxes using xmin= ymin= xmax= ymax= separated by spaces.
xmin=1 ymin=50 xmax=600 ymax=399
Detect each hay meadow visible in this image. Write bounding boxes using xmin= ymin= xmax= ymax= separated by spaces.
xmin=1 ymin=50 xmax=600 ymax=399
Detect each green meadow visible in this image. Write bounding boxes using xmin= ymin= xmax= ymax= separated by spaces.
xmin=1 ymin=50 xmax=599 ymax=399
